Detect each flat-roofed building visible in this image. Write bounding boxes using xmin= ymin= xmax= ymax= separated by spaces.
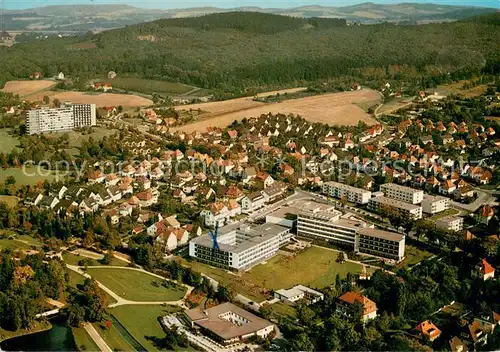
xmin=189 ymin=223 xmax=292 ymax=270
xmin=380 ymin=183 xmax=424 ymax=204
xmin=368 ymin=195 xmax=423 ymax=220
xmin=322 ymin=181 xmax=372 ymax=205
xmin=274 ymin=285 xmax=324 ymax=305
xmin=357 ymin=228 xmax=405 ymax=262
xmin=435 ymin=216 xmax=464 ymax=232
xmin=422 ymin=194 xmax=450 ymax=214
xmin=26 ymin=102 xmax=97 ymax=135
xmin=185 ymin=302 xmax=274 ymax=345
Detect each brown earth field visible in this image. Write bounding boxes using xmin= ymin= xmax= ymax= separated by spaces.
xmin=1 ymin=80 xmax=56 ymax=97
xmin=173 ymin=89 xmax=381 ymax=133
xmin=29 ymin=91 xmax=153 ymax=107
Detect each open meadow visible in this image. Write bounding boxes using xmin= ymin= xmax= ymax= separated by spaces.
xmin=434 ymin=80 xmax=489 ymax=98
xmin=85 ymin=268 xmax=187 ymax=302
xmin=0 ymin=167 xmax=66 ymax=185
xmin=0 ymin=129 xmax=21 ymax=153
xmin=173 ymin=89 xmax=381 ymax=132
xmin=182 ymin=245 xmax=373 ymax=303
xmin=97 ymin=77 xmax=196 ymax=96
xmin=1 ymin=80 xmax=56 ymax=97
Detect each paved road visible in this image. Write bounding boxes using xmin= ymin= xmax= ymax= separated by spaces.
xmin=83 ymin=323 xmax=112 ymax=352
xmin=65 ymin=264 xmax=193 ymax=308
xmin=450 ymin=190 xmax=496 ymax=213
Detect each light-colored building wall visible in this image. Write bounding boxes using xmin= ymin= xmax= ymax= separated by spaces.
xmin=322 ymin=181 xmax=372 ymax=205
xmin=368 ymin=196 xmax=423 ymax=220
xmin=422 ymin=195 xmax=450 ymax=214
xmin=26 ymin=103 xmax=97 ymax=135
xmin=380 ymin=183 xmax=424 ymax=204
xmin=435 ymin=216 xmax=464 ymax=232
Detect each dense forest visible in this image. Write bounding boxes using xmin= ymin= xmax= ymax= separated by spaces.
xmin=1 ymin=12 xmax=500 ymax=93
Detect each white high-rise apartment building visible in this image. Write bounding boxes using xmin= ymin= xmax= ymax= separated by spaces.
xmin=26 ymin=102 xmax=96 ymax=135
xmin=380 ymin=183 xmax=424 ymax=204
xmin=322 ymin=181 xmax=372 ymax=205
xmin=422 ymin=194 xmax=450 ymax=214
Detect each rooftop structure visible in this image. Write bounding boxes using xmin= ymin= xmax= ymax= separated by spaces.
xmin=274 ymin=285 xmax=324 ymax=305
xmin=185 ymin=302 xmax=274 ymax=345
xmin=189 ymin=223 xmax=292 ymax=270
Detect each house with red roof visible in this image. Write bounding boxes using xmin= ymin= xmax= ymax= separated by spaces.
xmin=415 ymin=320 xmax=442 ymax=342
xmin=336 ymin=291 xmax=377 ymax=322
xmin=476 ymin=259 xmax=495 ymax=281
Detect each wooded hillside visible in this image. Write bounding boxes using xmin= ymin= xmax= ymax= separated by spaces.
xmin=1 ymin=12 xmax=500 ymax=93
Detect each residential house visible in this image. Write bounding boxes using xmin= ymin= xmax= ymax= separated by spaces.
xmin=476 ymin=259 xmax=495 ymax=281
xmin=88 ymin=170 xmax=105 ymax=184
xmin=255 ymin=171 xmax=274 ymax=188
xmin=200 ymin=202 xmax=229 ymax=227
xmin=79 ymin=198 xmax=99 ymax=213
xmin=262 ymin=182 xmax=288 ymax=203
xmin=135 ymin=189 xmax=157 ymax=207
xmin=241 ymin=191 xmax=266 ymax=214
xmin=415 ymin=320 xmax=441 ymax=342
xmin=336 ymin=291 xmax=377 ymax=322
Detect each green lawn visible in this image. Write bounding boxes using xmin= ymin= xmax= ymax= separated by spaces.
xmin=98 ymin=77 xmax=195 ymax=96
xmin=65 ymin=269 xmax=117 ymax=305
xmin=71 ymin=327 xmax=99 ymax=351
xmin=183 ymin=246 xmax=368 ymax=303
xmin=92 ymin=321 xmax=136 ymax=352
xmin=0 ymin=238 xmax=31 ymax=251
xmin=267 ymin=302 xmax=297 ymax=319
xmin=109 ymin=305 xmax=181 ymax=352
xmin=15 ymin=234 xmax=43 ymax=247
xmin=86 ymin=268 xmax=187 ymax=302
xmin=62 ymin=252 xmax=128 ymax=267
xmin=428 ymin=209 xmax=460 ymax=221
xmin=0 ymin=129 xmax=20 ymax=153
xmin=400 ymin=245 xmax=434 ymax=268
xmin=0 ymin=167 xmax=66 ymax=185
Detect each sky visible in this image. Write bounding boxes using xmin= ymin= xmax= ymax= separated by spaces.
xmin=4 ymin=0 xmax=500 ymax=10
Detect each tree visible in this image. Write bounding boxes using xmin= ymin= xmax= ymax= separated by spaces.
xmin=100 ymin=252 xmax=114 ymax=265
xmin=216 ymin=284 xmax=235 ymax=302
xmin=43 ymin=95 xmax=50 ymax=104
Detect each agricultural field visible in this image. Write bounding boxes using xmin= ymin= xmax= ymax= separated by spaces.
xmin=434 ymin=80 xmax=489 ymax=98
xmin=1 ymin=80 xmax=56 ymax=97
xmin=173 ymin=89 xmax=381 ymax=133
xmin=85 ymin=268 xmax=187 ymax=302
xmin=109 ymin=305 xmax=181 ymax=352
xmin=0 ymin=129 xmax=21 ymax=153
xmin=28 ymin=91 xmax=153 ymax=107
xmin=97 ymin=77 xmax=196 ymax=96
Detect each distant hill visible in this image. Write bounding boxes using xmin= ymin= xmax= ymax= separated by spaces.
xmin=3 ymin=2 xmax=498 ymax=32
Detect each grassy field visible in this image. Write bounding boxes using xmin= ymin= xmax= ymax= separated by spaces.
xmin=98 ymin=77 xmax=195 ymax=96
xmin=184 ymin=246 xmax=369 ymax=302
xmin=400 ymin=245 xmax=434 ymax=268
xmin=0 ymin=195 xmax=20 ymax=208
xmin=62 ymin=252 xmax=128 ymax=267
xmin=0 ymin=238 xmax=31 ymax=251
xmin=428 ymin=209 xmax=460 ymax=221
xmin=0 ymin=167 xmax=65 ymax=185
xmin=92 ymin=321 xmax=136 ymax=351
xmin=86 ymin=268 xmax=187 ymax=302
xmin=267 ymin=302 xmax=297 ymax=319
xmin=0 ymin=129 xmax=20 ymax=153
xmin=110 ymin=305 xmax=181 ymax=351
xmin=72 ymin=327 xmax=99 ymax=351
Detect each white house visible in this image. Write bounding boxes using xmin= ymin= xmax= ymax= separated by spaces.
xmin=241 ymin=192 xmax=266 ymax=214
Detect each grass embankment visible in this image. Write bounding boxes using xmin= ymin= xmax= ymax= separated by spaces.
xmin=62 ymin=252 xmax=128 ymax=267
xmin=71 ymin=327 xmax=99 ymax=351
xmin=109 ymin=305 xmax=181 ymax=352
xmin=0 ymin=321 xmax=52 ymax=343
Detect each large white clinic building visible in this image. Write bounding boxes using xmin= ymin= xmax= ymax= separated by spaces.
xmin=322 ymin=181 xmax=372 ymax=205
xmin=189 ymin=223 xmax=293 ymax=270
xmin=380 ymin=183 xmax=424 ymax=205
xmin=26 ymin=102 xmax=96 ymax=135
xmin=295 ymin=201 xmax=405 ymax=261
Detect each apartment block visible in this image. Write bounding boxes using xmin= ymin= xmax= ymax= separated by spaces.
xmin=421 ymin=194 xmax=450 ymax=214
xmin=189 ymin=223 xmax=292 ymax=270
xmin=435 ymin=216 xmax=464 ymax=232
xmin=380 ymin=183 xmax=424 ymax=204
xmin=26 ymin=102 xmax=96 ymax=135
xmin=368 ymin=195 xmax=423 ymax=220
xmin=322 ymin=181 xmax=372 ymax=205
xmin=357 ymin=228 xmax=405 ymax=262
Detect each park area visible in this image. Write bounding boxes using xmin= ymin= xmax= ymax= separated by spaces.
xmin=109 ymin=305 xmax=182 ymax=351
xmin=85 ymin=268 xmax=187 ymax=302
xmin=183 ymin=245 xmax=372 ymax=302
xmin=172 ymin=88 xmax=382 ymax=133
